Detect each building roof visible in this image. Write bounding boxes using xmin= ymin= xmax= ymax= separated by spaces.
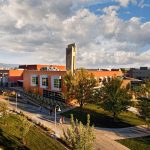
xmin=88 ymin=70 xmax=123 ymax=77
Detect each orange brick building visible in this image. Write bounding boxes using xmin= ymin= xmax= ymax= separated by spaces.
xmin=23 ymin=69 xmax=123 ymax=101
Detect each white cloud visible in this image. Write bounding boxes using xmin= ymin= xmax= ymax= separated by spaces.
xmin=138 ymin=0 xmax=150 ymax=8
xmin=115 ymin=0 xmax=137 ymax=7
xmin=0 ymin=0 xmax=149 ymax=68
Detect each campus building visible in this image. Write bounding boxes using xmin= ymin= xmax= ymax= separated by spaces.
xmin=127 ymin=67 xmax=150 ymax=81
xmin=22 ymin=44 xmax=123 ymax=101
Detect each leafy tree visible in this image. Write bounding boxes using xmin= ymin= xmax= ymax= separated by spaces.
xmin=0 ymin=101 xmax=8 ymax=125
xmin=100 ymin=77 xmax=132 ymax=119
xmin=63 ymin=114 xmax=95 ymax=150
xmin=138 ymin=80 xmax=150 ymax=128
xmin=20 ymin=117 xmax=32 ymax=145
xmin=64 ymin=69 xmax=97 ymax=108
xmin=139 ymin=98 xmax=150 ymax=128
xmin=133 ymin=80 xmax=150 ymax=99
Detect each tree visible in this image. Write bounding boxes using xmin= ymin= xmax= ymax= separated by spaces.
xmin=0 ymin=101 xmax=8 ymax=125
xmin=139 ymin=98 xmax=150 ymax=128
xmin=63 ymin=114 xmax=95 ymax=150
xmin=138 ymin=80 xmax=150 ymax=128
xmin=64 ymin=69 xmax=97 ymax=108
xmin=20 ymin=116 xmax=32 ymax=145
xmin=133 ymin=80 xmax=150 ymax=99
xmin=100 ymin=77 xmax=132 ymax=119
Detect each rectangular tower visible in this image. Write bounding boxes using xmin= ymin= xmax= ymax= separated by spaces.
xmin=66 ymin=43 xmax=76 ymax=73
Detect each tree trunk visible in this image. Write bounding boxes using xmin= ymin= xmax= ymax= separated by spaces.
xmin=113 ymin=112 xmax=116 ymax=121
xmin=80 ymin=101 xmax=83 ymax=109
xmin=23 ymin=137 xmax=26 ymax=146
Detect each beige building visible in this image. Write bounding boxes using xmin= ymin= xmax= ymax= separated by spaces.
xmin=66 ymin=43 xmax=76 ymax=73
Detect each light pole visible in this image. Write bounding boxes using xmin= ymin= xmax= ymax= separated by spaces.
xmin=7 ymin=94 xmax=9 ymax=103
xmin=16 ymin=92 xmax=20 ymax=112
xmin=54 ymin=105 xmax=61 ymax=129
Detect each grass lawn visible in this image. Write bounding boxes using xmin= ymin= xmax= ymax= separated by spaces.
xmin=61 ymin=104 xmax=146 ymax=128
xmin=0 ymin=114 xmax=66 ymax=150
xmin=118 ymin=136 xmax=150 ymax=150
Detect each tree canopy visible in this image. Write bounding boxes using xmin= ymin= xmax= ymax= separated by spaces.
xmin=64 ymin=69 xmax=97 ymax=108
xmin=63 ymin=114 xmax=95 ymax=150
xmin=138 ymin=80 xmax=150 ymax=128
xmin=98 ymin=77 xmax=132 ymax=119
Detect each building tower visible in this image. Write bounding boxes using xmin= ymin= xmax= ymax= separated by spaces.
xmin=66 ymin=43 xmax=76 ymax=73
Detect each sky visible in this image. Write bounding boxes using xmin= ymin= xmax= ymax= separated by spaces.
xmin=0 ymin=0 xmax=150 ymax=68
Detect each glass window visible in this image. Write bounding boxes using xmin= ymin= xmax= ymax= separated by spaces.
xmin=42 ymin=77 xmax=48 ymax=86
xmin=31 ymin=76 xmax=38 ymax=86
xmin=54 ymin=79 xmax=61 ymax=88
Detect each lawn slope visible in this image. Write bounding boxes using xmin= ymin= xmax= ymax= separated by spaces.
xmin=0 ymin=114 xmax=66 ymax=150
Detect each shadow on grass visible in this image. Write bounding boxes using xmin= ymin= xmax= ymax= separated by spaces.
xmin=61 ymin=107 xmax=133 ymax=128
xmin=0 ymin=129 xmax=29 ymax=150
xmin=118 ymin=136 xmax=150 ymax=150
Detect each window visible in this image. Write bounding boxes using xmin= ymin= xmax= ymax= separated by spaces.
xmin=42 ymin=77 xmax=48 ymax=86
xmin=54 ymin=79 xmax=61 ymax=88
xmin=31 ymin=75 xmax=38 ymax=86
xmin=40 ymin=75 xmax=48 ymax=88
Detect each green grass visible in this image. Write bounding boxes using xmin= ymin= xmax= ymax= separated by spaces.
xmin=0 ymin=114 xmax=66 ymax=150
xmin=61 ymin=104 xmax=146 ymax=128
xmin=118 ymin=136 xmax=150 ymax=150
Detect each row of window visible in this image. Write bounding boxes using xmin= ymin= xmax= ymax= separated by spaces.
xmin=31 ymin=76 xmax=62 ymax=89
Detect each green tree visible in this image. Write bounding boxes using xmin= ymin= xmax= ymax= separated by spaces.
xmin=100 ymin=77 xmax=132 ymax=119
xmin=64 ymin=69 xmax=97 ymax=108
xmin=138 ymin=80 xmax=150 ymax=128
xmin=139 ymin=98 xmax=150 ymax=128
xmin=63 ymin=114 xmax=95 ymax=150
xmin=0 ymin=101 xmax=8 ymax=125
xmin=133 ymin=80 xmax=150 ymax=99
xmin=20 ymin=116 xmax=32 ymax=145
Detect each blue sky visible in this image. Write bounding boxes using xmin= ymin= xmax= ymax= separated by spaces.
xmin=88 ymin=0 xmax=150 ymax=22
xmin=0 ymin=0 xmax=150 ymax=68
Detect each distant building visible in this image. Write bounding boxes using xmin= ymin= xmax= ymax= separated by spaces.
xmin=0 ymin=70 xmax=9 ymax=86
xmin=19 ymin=64 xmax=65 ymax=71
xmin=0 ymin=69 xmax=24 ymax=87
xmin=127 ymin=67 xmax=150 ymax=80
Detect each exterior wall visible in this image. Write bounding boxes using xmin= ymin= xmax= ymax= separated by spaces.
xmin=23 ymin=70 xmax=66 ymax=96
xmin=0 ymin=70 xmax=9 ymax=86
xmin=90 ymin=70 xmax=123 ymax=87
xmin=8 ymin=70 xmax=24 ymax=86
xmin=19 ymin=64 xmax=66 ymax=71
xmin=19 ymin=65 xmax=37 ymax=70
xmin=122 ymin=79 xmax=131 ymax=88
xmin=127 ymin=68 xmax=150 ymax=80
xmin=8 ymin=70 xmax=24 ymax=83
xmin=23 ymin=70 xmax=123 ymax=96
xmin=89 ymin=70 xmax=123 ymax=77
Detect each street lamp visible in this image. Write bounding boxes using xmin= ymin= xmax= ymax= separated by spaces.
xmin=54 ymin=105 xmax=61 ymax=129
xmin=16 ymin=92 xmax=20 ymax=112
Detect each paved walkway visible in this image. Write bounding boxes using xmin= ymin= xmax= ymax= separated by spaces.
xmin=1 ymin=96 xmax=150 ymax=150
